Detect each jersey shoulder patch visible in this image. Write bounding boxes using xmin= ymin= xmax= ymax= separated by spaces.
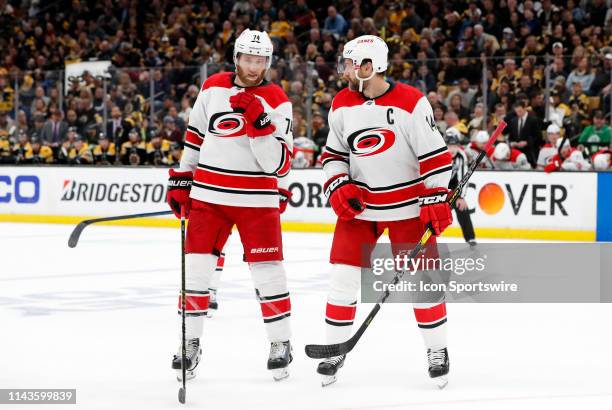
xmin=331 ymin=88 xmax=364 ymax=111
xmin=202 ymin=72 xmax=234 ymax=91
xmin=376 ymin=82 xmax=424 ymax=114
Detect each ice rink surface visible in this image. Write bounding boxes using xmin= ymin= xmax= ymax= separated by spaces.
xmin=1 ymin=222 xmax=611 ymax=410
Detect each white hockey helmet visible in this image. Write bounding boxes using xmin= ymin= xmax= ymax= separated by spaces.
xmin=445 ymin=127 xmax=462 ymax=145
xmin=233 ymin=29 xmax=274 ymax=69
xmin=593 ymin=153 xmax=611 ymax=170
xmin=474 ymin=130 xmax=489 ymax=144
xmin=555 ymin=138 xmax=570 ymax=149
xmin=340 ymin=35 xmax=388 ymax=91
xmin=493 ymin=142 xmax=510 ymax=160
xmin=546 ymin=123 xmax=561 ymax=134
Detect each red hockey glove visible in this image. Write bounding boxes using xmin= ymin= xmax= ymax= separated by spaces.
xmin=279 ymin=188 xmax=292 ymax=214
xmin=324 ymin=174 xmax=365 ymax=220
xmin=229 ymin=92 xmax=276 ymax=138
xmin=167 ymin=169 xmax=192 ymax=219
xmin=419 ymin=187 xmax=452 ymax=236
xmin=544 ymin=158 xmax=561 ymax=173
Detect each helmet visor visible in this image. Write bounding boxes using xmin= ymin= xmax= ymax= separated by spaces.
xmin=337 ymin=56 xmax=355 ymax=74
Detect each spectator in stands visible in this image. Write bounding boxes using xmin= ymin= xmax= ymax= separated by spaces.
xmin=92 ymin=134 xmax=116 ymax=165
xmin=578 ymin=111 xmax=611 ymax=153
xmin=29 ymin=137 xmax=54 ymax=164
xmin=121 ymin=128 xmax=146 ymax=165
xmin=590 ymin=52 xmax=611 ymax=96
xmin=324 ymin=6 xmax=348 ymax=37
xmin=467 ymin=103 xmax=486 ymax=137
xmin=566 ymin=57 xmax=594 ymax=94
xmin=146 ymin=131 xmax=171 ymax=166
xmin=0 ymin=110 xmax=15 ymax=138
xmin=166 ymin=143 xmax=182 ymax=167
xmin=448 ymin=94 xmax=470 ymax=123
xmin=443 ymin=110 xmax=468 ymax=141
xmin=40 ymin=110 xmax=68 ymax=148
xmin=0 ymin=0 xmax=609 ymax=170
xmin=568 ymin=81 xmax=590 ymax=128
xmin=106 ymin=105 xmax=132 ymax=145
xmin=159 ymin=116 xmax=182 ymax=144
xmin=68 ymin=135 xmax=92 ymax=165
xmin=446 ymin=78 xmax=476 ymax=110
xmin=507 ymin=101 xmax=542 ymax=167
xmin=0 ymin=129 xmax=13 ymax=163
xmin=12 ymin=130 xmax=32 ymax=164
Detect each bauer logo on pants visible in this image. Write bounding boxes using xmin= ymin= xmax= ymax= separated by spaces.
xmin=250 ymin=247 xmax=279 ymax=254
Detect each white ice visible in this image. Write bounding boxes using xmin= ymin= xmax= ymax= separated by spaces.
xmin=1 ymin=222 xmax=611 ymax=410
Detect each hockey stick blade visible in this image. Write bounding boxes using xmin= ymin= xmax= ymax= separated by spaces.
xmin=305 ymin=121 xmax=507 ymax=359
xmin=68 ymin=221 xmax=91 ymax=248
xmin=305 ymin=340 xmax=354 ymax=359
xmin=67 ymin=210 xmax=174 ymax=248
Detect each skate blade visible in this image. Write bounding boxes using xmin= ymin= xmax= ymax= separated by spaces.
xmin=176 ymin=369 xmax=197 ymax=382
xmin=321 ymin=375 xmax=337 ymax=387
xmin=433 ymin=375 xmax=448 ymax=389
xmin=271 ymin=368 xmax=289 ymax=381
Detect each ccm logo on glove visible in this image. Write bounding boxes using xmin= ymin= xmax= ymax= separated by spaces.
xmin=418 ymin=187 xmax=452 ymax=236
xmin=418 ymin=193 xmax=447 ymax=205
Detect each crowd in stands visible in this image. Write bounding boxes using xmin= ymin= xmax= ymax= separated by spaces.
xmin=0 ymin=0 xmax=611 ymax=170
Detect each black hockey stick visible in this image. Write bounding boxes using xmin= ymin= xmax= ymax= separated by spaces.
xmin=305 ymin=120 xmax=507 ymax=359
xmin=67 ymin=210 xmax=173 ymax=248
xmin=178 ymin=206 xmax=187 ymax=404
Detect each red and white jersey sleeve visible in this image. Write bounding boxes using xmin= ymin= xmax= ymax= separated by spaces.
xmin=322 ymin=82 xmax=452 ymax=221
xmin=179 ymin=72 xmax=293 ymax=208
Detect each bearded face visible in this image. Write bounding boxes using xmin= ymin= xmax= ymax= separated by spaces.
xmin=236 ymin=54 xmax=268 ymax=87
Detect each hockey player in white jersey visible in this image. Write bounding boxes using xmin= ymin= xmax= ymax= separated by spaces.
xmin=317 ymin=35 xmax=453 ymax=388
xmin=166 ymin=29 xmax=294 ymax=382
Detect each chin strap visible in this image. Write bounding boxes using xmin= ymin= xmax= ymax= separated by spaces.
xmin=354 ymin=66 xmax=376 ymax=92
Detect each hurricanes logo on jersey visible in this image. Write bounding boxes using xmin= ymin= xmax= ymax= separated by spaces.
xmin=347 ymin=127 xmax=396 ymax=157
xmin=208 ymin=111 xmax=246 ymax=137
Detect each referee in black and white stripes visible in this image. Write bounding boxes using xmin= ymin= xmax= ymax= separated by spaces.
xmin=444 ymin=127 xmax=477 ymax=247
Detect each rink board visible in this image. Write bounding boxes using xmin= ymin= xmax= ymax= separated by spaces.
xmin=0 ymin=166 xmax=603 ymax=241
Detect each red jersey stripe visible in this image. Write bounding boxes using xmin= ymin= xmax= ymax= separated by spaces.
xmin=420 ymin=151 xmax=452 ymax=176
xmin=185 ymin=129 xmax=204 ymax=146
xmin=194 ymin=168 xmax=278 ymax=190
xmin=363 ymin=183 xmax=425 ymax=205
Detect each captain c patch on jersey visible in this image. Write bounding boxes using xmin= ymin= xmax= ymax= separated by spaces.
xmin=347 ymin=127 xmax=396 ymax=157
xmin=208 ymin=111 xmax=246 ymax=137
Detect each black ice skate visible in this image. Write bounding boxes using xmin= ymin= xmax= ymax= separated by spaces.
xmin=267 ymin=341 xmax=293 ymax=381
xmin=427 ymin=347 xmax=449 ymax=389
xmin=207 ymin=289 xmax=218 ymax=318
xmin=172 ymin=338 xmax=202 ymax=381
xmin=317 ymin=355 xmax=346 ymax=387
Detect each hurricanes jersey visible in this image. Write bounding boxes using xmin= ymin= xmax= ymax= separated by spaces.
xmin=179 ymin=72 xmax=293 ymax=208
xmin=321 ymin=82 xmax=452 ymax=221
